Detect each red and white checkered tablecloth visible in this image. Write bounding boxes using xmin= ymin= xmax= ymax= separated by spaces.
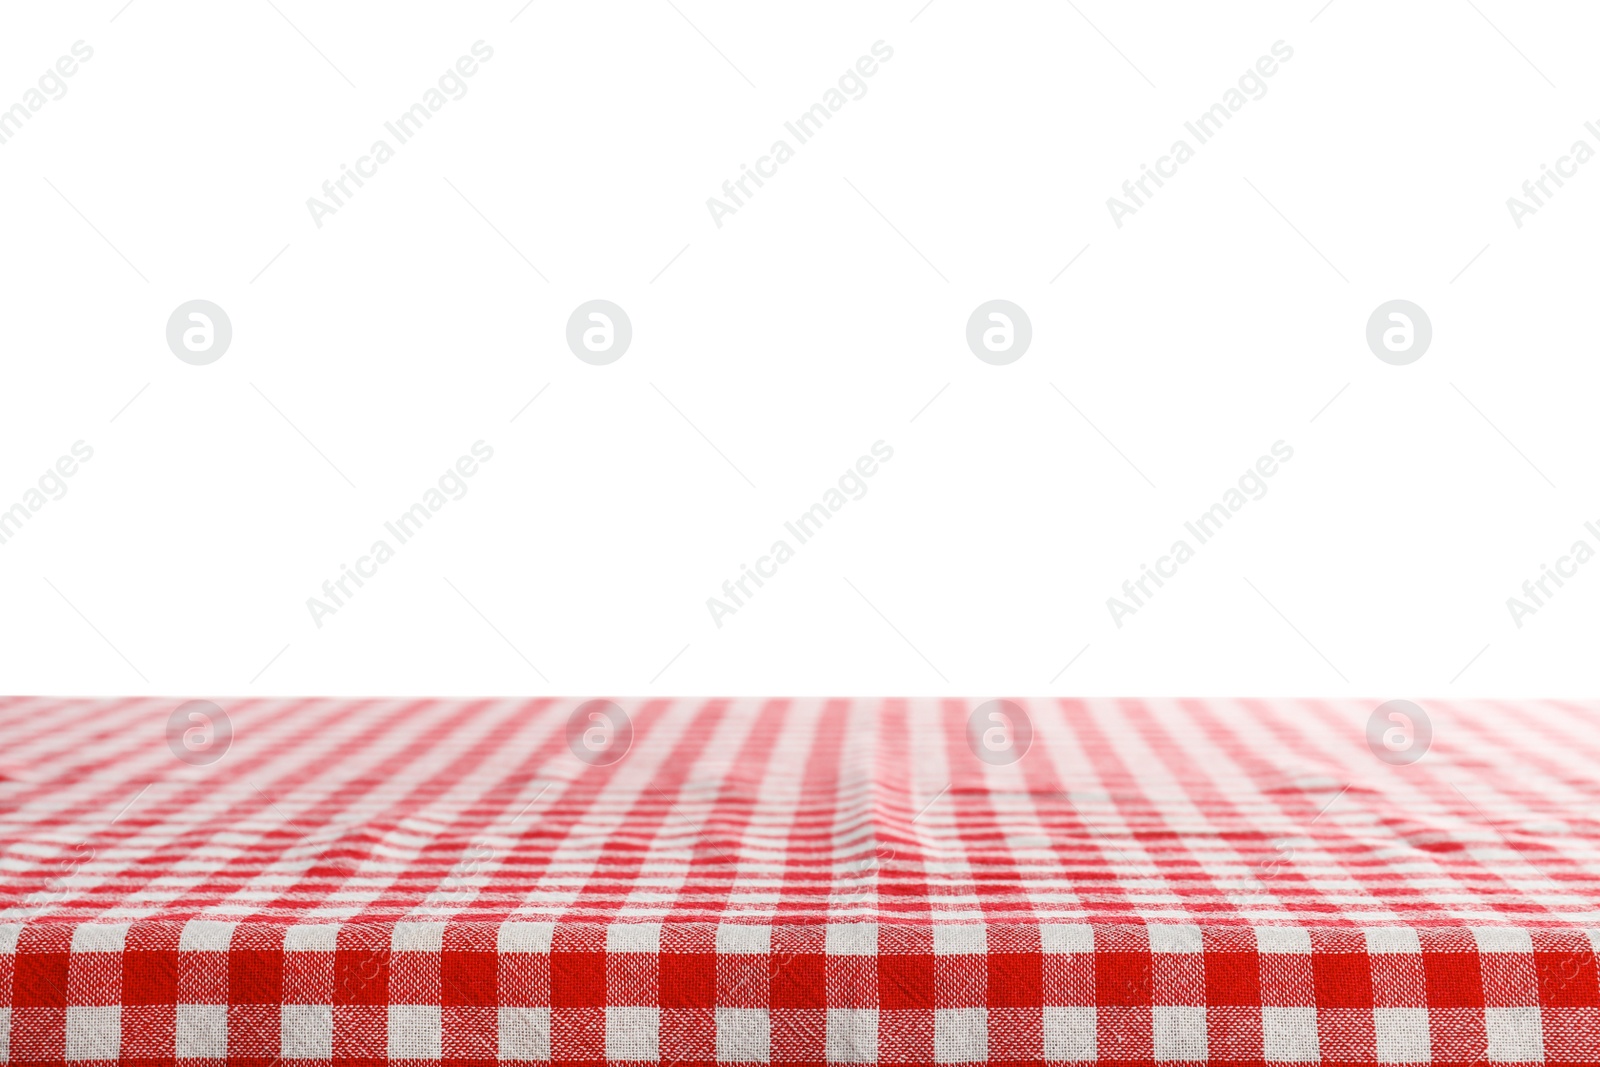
xmin=1 ymin=696 xmax=1598 ymax=1065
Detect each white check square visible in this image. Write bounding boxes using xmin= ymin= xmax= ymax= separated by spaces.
xmin=717 ymin=1007 xmax=770 ymax=1062
xmin=388 ymin=1003 xmax=442 ymax=1060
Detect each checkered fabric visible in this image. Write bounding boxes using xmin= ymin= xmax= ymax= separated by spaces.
xmin=1 ymin=697 xmax=1598 ymax=1065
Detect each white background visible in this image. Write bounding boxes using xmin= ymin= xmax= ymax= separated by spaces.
xmin=1 ymin=0 xmax=1597 ymax=698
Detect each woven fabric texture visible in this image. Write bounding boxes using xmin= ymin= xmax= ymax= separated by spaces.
xmin=0 ymin=696 xmax=1597 ymax=1064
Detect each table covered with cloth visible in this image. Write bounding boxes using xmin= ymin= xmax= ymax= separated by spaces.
xmin=0 ymin=696 xmax=1597 ymax=1065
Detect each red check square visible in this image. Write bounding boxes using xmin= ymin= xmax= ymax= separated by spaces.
xmin=1313 ymin=952 xmax=1374 ymax=1010
xmin=1096 ymin=952 xmax=1153 ymax=1007
xmin=879 ymin=953 xmax=935 ymax=1010
xmin=550 ymin=950 xmax=607 ymax=1008
xmin=987 ymin=952 xmax=1042 ymax=1008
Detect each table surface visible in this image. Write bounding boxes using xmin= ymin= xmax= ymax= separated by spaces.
xmin=1 ymin=696 xmax=1597 ymax=1064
